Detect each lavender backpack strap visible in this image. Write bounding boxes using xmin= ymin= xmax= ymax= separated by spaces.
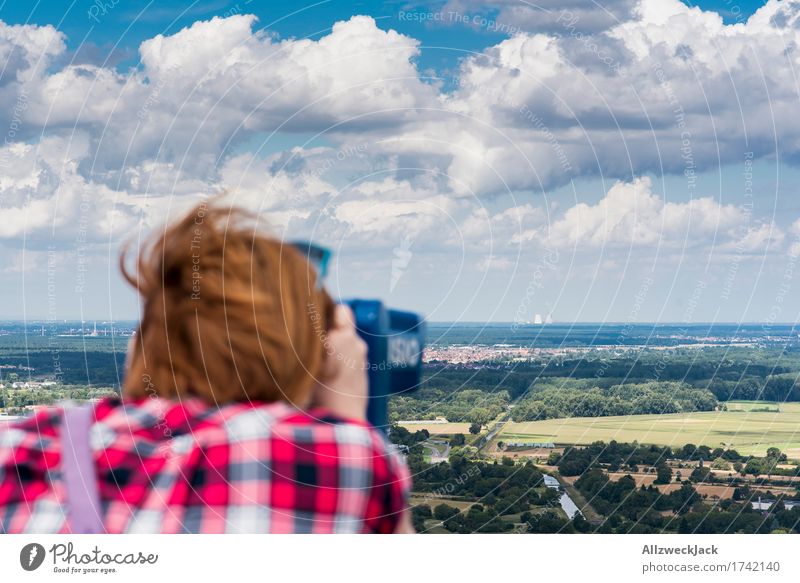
xmin=61 ymin=405 xmax=104 ymax=533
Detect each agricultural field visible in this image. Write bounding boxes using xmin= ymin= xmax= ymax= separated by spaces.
xmin=500 ymin=402 xmax=800 ymax=459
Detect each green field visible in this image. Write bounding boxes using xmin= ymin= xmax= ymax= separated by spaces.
xmin=501 ymin=402 xmax=800 ymax=459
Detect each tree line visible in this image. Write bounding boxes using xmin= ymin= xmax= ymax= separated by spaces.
xmin=511 ymin=381 xmax=717 ymax=421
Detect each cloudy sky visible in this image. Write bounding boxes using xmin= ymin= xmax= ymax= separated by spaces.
xmin=1 ymin=0 xmax=799 ymax=323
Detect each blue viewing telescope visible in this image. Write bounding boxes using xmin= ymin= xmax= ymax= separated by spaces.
xmin=291 ymin=242 xmax=426 ymax=431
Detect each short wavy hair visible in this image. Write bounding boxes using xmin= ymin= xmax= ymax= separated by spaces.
xmin=121 ymin=201 xmax=335 ymax=407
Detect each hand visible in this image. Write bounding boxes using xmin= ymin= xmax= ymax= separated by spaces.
xmin=311 ymin=304 xmax=369 ymax=421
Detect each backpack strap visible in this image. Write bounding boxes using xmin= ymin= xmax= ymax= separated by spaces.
xmin=61 ymin=405 xmax=104 ymax=533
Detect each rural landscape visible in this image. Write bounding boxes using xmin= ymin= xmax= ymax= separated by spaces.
xmin=3 ymin=321 xmax=800 ymax=533
xmin=396 ymin=323 xmax=800 ymax=533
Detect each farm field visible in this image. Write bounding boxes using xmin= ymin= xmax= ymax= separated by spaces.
xmin=501 ymin=402 xmax=800 ymax=459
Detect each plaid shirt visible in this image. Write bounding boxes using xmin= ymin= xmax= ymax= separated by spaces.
xmin=0 ymin=397 xmax=411 ymax=533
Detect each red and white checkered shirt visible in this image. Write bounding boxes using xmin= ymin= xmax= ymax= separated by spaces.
xmin=0 ymin=397 xmax=411 ymax=533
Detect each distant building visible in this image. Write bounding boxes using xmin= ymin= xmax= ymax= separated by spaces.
xmin=400 ymin=417 xmax=448 ymax=424
xmin=752 ymin=497 xmax=800 ymax=511
xmin=543 ymin=475 xmax=560 ymax=489
xmin=9 ymin=381 xmax=57 ymax=389
xmin=504 ymin=441 xmax=555 ymax=448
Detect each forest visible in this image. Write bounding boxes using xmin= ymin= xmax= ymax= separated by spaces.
xmin=391 ymin=346 xmax=800 ymax=423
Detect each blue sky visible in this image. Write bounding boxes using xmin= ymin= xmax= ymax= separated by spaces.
xmin=0 ymin=0 xmax=798 ymax=323
xmin=0 ymin=1 xmax=769 ymax=72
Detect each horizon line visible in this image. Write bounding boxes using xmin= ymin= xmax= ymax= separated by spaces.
xmin=1 ymin=319 xmax=799 ymax=327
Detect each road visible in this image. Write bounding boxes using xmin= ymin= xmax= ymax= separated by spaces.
xmin=474 ymin=400 xmax=524 ymax=452
xmin=422 ymin=439 xmax=451 ymax=463
xmin=475 ymin=419 xmax=509 ymax=451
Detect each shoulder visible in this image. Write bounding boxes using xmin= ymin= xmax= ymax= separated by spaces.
xmin=270 ymin=406 xmax=409 ymax=470
xmin=174 ymin=402 xmax=412 ymax=533
xmin=263 ymin=408 xmax=412 ymax=533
